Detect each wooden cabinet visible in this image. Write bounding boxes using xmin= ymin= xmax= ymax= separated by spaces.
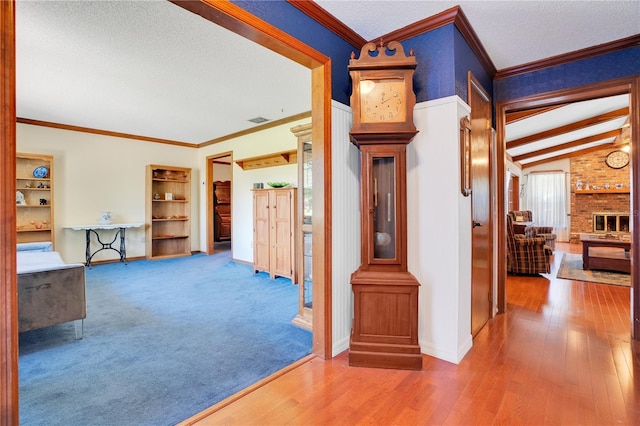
xmin=146 ymin=165 xmax=191 ymax=260
xmin=252 ymin=188 xmax=297 ymax=282
xmin=214 ymin=181 xmax=231 ymax=241
xmin=16 ymin=153 xmax=54 ymax=246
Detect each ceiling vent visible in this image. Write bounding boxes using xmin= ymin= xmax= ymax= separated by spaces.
xmin=248 ymin=116 xmax=270 ymax=124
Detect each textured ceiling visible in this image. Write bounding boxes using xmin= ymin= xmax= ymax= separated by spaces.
xmin=15 ymin=0 xmax=640 ymax=150
xmin=16 ymin=0 xmax=311 ymax=144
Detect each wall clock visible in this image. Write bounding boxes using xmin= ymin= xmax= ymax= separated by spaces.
xmin=348 ymin=41 xmax=422 ymax=371
xmin=605 ymin=150 xmax=629 ymax=169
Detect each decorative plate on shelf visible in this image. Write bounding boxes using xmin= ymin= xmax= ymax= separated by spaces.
xmin=267 ymin=182 xmax=289 ymax=188
xmin=32 ymin=166 xmax=48 ymax=178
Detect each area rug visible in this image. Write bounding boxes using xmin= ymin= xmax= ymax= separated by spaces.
xmin=556 ymin=253 xmax=630 ymax=287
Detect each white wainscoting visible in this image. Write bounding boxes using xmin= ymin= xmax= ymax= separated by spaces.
xmin=409 ymin=95 xmax=473 ymax=364
xmin=328 ymin=97 xmax=474 ymax=363
xmin=330 ymin=100 xmax=360 ymax=356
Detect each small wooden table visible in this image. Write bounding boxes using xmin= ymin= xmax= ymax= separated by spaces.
xmin=580 ymin=234 xmax=631 ymax=273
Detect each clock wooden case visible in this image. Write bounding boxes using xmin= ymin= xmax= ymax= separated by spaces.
xmin=349 ymin=41 xmax=418 ymax=146
xmin=348 ymin=41 xmax=422 ymax=370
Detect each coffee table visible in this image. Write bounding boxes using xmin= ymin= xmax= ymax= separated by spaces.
xmin=580 ymin=234 xmax=631 ymax=273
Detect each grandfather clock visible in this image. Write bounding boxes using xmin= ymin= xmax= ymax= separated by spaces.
xmin=348 ymin=41 xmax=422 ymax=370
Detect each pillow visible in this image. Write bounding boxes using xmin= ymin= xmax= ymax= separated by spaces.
xmin=515 ymin=215 xmax=525 ymax=222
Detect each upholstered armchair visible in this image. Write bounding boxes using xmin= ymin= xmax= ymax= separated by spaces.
xmin=506 ymin=215 xmax=552 ymax=275
xmin=508 ymin=210 xmax=557 ymax=251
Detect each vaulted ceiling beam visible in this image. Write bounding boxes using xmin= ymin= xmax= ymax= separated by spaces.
xmin=521 ymin=142 xmax=616 ymax=169
xmin=505 ymin=105 xmax=566 ymax=124
xmin=512 ymin=129 xmax=620 ymax=162
xmin=506 ymin=107 xmax=629 ymax=149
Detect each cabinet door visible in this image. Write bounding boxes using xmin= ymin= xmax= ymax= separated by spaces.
xmin=253 ymin=191 xmax=270 ymax=273
xmin=270 ymin=189 xmax=294 ymax=279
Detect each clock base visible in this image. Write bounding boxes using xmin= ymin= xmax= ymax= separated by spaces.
xmin=349 ymin=269 xmax=422 ymax=370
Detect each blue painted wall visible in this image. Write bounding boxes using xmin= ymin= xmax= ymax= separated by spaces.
xmin=494 ymin=46 xmax=640 ymax=102
xmin=403 ymin=25 xmax=456 ymax=103
xmin=231 ymin=2 xmax=494 ymax=107
xmin=453 ymin=27 xmax=493 ymax=104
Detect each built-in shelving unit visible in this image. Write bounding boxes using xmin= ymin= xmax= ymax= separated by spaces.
xmin=146 ymin=165 xmax=191 ymax=260
xmin=16 ymin=153 xmax=54 ymax=246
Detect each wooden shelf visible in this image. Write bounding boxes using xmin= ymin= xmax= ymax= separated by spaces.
xmin=235 ymin=149 xmax=297 ymax=170
xmin=146 ymin=164 xmax=191 ymax=260
xmin=575 ymin=189 xmax=630 ymax=194
xmin=17 ymin=228 xmax=52 ymax=233
xmin=17 ymin=152 xmax=54 ymax=246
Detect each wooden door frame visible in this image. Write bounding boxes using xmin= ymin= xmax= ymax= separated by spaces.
xmin=206 ymin=152 xmax=233 ymax=255
xmin=496 ymin=76 xmax=640 ymax=344
xmin=1 ymin=1 xmax=333 ymax=421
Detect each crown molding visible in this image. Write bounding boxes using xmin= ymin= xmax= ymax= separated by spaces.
xmin=16 ymin=118 xmax=198 ymax=148
xmin=293 ymin=3 xmax=496 ymax=77
xmin=495 ymin=34 xmax=640 ymax=79
xmin=372 ymin=6 xmax=496 ymax=76
xmin=199 ymin=111 xmax=312 ymax=147
xmin=287 ymin=0 xmax=366 ymax=48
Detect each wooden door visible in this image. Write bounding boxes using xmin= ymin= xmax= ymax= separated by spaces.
xmin=469 ymin=73 xmax=493 ymax=337
xmin=508 ymin=174 xmax=519 ymax=212
xmin=270 ymin=189 xmax=296 ymax=281
xmin=253 ymin=190 xmax=270 ymax=274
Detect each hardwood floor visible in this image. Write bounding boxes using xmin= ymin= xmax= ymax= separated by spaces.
xmin=181 ymin=243 xmax=639 ymax=425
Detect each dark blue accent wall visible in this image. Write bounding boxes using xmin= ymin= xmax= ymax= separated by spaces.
xmin=453 ymin=27 xmax=492 ymax=103
xmin=495 ymin=46 xmax=640 ymax=102
xmin=403 ymin=25 xmax=456 ymax=103
xmin=231 ymin=0 xmax=357 ymax=105
xmin=230 ymin=2 xmax=494 ymax=107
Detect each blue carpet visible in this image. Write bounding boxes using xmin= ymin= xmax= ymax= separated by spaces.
xmin=19 ymin=252 xmax=312 ymax=425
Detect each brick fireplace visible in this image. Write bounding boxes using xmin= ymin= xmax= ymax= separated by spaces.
xmin=569 ymin=147 xmax=630 ymax=242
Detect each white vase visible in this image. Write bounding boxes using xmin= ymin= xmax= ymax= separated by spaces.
xmin=99 ymin=211 xmax=112 ymax=224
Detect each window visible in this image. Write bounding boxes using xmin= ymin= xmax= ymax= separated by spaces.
xmin=524 ymin=172 xmax=568 ymax=239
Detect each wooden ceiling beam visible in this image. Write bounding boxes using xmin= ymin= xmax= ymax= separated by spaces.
xmin=506 ymin=107 xmax=629 ymax=149
xmin=512 ymin=129 xmax=620 ymax=162
xmin=521 ymin=142 xmax=616 ymax=169
xmin=505 ymin=105 xmax=566 ymax=124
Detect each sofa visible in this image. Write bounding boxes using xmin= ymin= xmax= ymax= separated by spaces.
xmin=17 ymin=242 xmax=86 ymax=338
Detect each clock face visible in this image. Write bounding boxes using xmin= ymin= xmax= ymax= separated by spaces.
xmin=360 ymin=79 xmax=406 ymax=123
xmin=605 ymin=150 xmax=629 ymax=169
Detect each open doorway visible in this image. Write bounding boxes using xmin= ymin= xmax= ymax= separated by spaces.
xmin=207 ymin=153 xmax=232 ymax=255
xmin=496 ymin=76 xmax=640 ymax=342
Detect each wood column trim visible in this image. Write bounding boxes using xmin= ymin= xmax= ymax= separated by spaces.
xmin=1 ymin=0 xmax=18 ymax=423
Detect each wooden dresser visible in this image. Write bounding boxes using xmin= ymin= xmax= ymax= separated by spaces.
xmin=214 ymin=181 xmax=231 ymax=241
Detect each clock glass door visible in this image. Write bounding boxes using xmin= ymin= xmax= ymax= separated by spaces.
xmin=372 ymin=156 xmax=396 ymax=260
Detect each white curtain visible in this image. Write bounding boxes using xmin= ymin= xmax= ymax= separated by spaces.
xmin=524 ymin=172 xmax=568 ymax=240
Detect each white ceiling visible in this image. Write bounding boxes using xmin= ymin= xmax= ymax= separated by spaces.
xmin=15 ymin=0 xmax=640 ymax=154
xmin=16 ymin=0 xmax=311 ymax=144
